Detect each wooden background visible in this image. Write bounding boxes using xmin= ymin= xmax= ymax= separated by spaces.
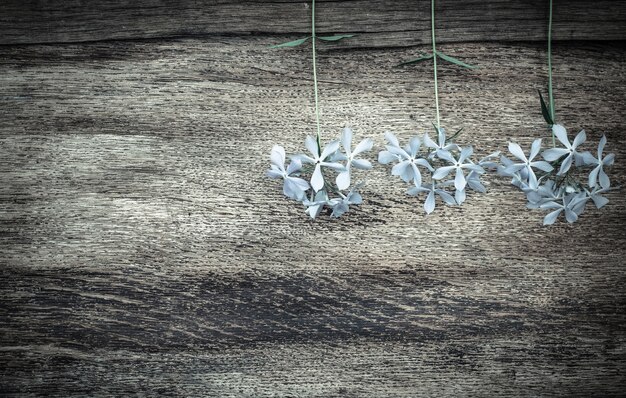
xmin=1 ymin=1 xmax=626 ymax=396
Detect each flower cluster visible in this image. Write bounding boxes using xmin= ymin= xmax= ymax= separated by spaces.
xmin=499 ymin=124 xmax=616 ymax=225
xmin=378 ymin=127 xmax=497 ymax=214
xmin=267 ymin=127 xmax=373 ymax=219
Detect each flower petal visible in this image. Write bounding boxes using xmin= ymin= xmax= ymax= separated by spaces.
xmin=305 ymin=136 xmax=319 ymax=158
xmin=353 ymin=138 xmax=373 ymax=156
xmin=423 ymin=133 xmax=438 ymax=149
xmin=409 ymin=136 xmax=421 ymax=157
xmin=432 ymin=166 xmax=454 ymax=180
xmin=508 ymin=142 xmax=527 ymax=162
xmin=454 ymin=168 xmax=466 ymax=191
xmin=572 ymin=196 xmax=588 ymax=216
xmin=387 ymin=145 xmax=411 ymax=160
xmin=270 ymin=145 xmax=286 ymax=170
xmin=557 ymin=154 xmax=574 ymax=175
xmin=552 ymin=124 xmax=571 ymax=148
xmin=437 ymin=190 xmax=457 ymax=205
xmin=349 ymin=192 xmax=363 ymax=205
xmin=500 ymin=155 xmax=514 ymax=167
xmin=598 ymin=135 xmax=607 ymax=158
xmin=330 ymin=151 xmax=348 ymax=162
xmin=283 ymin=179 xmax=298 ymax=199
xmin=286 ymin=158 xmax=303 ymax=175
xmin=320 ymin=162 xmax=347 ymax=172
xmin=351 ymin=158 xmax=372 ymax=170
xmin=504 ymin=164 xmax=526 ymax=175
xmin=391 ymin=160 xmax=410 ymax=178
xmin=564 ymin=207 xmax=578 ymax=223
xmin=542 ymin=148 xmax=569 ymax=161
xmin=527 ymin=167 xmax=538 ymax=190
xmin=294 ymin=154 xmax=316 ymax=164
xmin=411 ymin=163 xmax=422 ymax=187
xmin=341 ymin=127 xmax=353 ymax=156
xmin=588 ymin=165 xmax=600 ymax=188
xmin=455 ymin=188 xmax=466 ymax=204
xmin=540 ymin=201 xmax=562 ymax=210
xmin=531 ymin=160 xmax=553 ymax=172
xmin=467 ymin=176 xmax=486 ymax=193
xmin=443 ymin=143 xmax=461 ymax=152
xmin=459 ymin=146 xmax=474 ymax=163
xmin=414 ymin=158 xmax=434 ymax=171
xmin=524 ymin=187 xmax=540 ymax=203
xmin=479 ymin=151 xmax=501 ymax=168
xmin=321 ymin=140 xmax=341 ymax=161
xmin=331 ymin=202 xmax=349 ymax=218
xmin=543 ymin=208 xmax=562 ymax=225
xmin=463 ymin=163 xmax=485 ymax=173
xmin=385 ymin=131 xmax=400 ymax=147
xmin=436 ymin=149 xmax=456 ymax=164
xmin=592 ymin=194 xmax=609 ymax=209
xmin=336 ymin=169 xmax=351 ymax=190
xmin=266 ymin=168 xmax=283 ymax=179
xmin=305 ymin=204 xmax=324 ymax=219
xmin=391 ymin=160 xmax=413 ymax=182
xmin=599 ymin=168 xmax=611 ymax=189
xmin=407 ymin=186 xmax=428 ymax=196
xmin=572 ymin=129 xmax=586 ymax=149
xmin=311 ymin=164 xmax=325 ymax=192
xmin=289 ymin=176 xmax=310 ymax=192
xmin=579 ymin=151 xmax=596 ymax=166
xmin=424 ymin=190 xmax=436 ymax=214
xmin=284 ymin=178 xmax=307 ymax=200
xmin=530 ymin=138 xmax=542 ymax=161
xmin=400 ymin=163 xmax=414 ymax=183
xmin=378 ymin=150 xmax=398 ymax=165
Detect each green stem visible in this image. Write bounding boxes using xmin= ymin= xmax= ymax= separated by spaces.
xmin=431 ymin=0 xmax=441 ymax=129
xmin=548 ymin=0 xmax=555 ymax=146
xmin=311 ymin=0 xmax=322 ymax=154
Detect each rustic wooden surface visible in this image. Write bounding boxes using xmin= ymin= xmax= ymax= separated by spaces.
xmin=2 ymin=0 xmax=626 ymax=46
xmin=1 ymin=16 xmax=626 ymax=398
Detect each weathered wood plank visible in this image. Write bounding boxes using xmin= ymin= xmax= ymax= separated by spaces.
xmin=1 ymin=37 xmax=625 ymax=395
xmin=1 ymin=0 xmax=626 ymax=46
xmin=1 ymin=269 xmax=624 ymax=396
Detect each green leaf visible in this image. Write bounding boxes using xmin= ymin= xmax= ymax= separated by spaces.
xmin=396 ymin=53 xmax=434 ymax=67
xmin=317 ymin=34 xmax=355 ymax=42
xmin=448 ymin=127 xmax=463 ymax=141
xmin=436 ymin=51 xmax=477 ymax=69
xmin=269 ymin=37 xmax=310 ymax=48
xmin=538 ymin=90 xmax=554 ymax=126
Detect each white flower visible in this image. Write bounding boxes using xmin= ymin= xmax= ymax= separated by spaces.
xmin=266 ymin=145 xmax=310 ymax=200
xmin=504 ymin=139 xmax=553 ymax=189
xmin=329 ymin=183 xmax=364 ymax=218
xmin=587 ymin=135 xmax=615 ymax=189
xmin=335 ymin=127 xmax=373 ymax=190
xmin=378 ymin=132 xmax=433 ymax=187
xmin=431 ymin=147 xmax=484 ymax=191
xmin=407 ymin=181 xmax=456 ymax=214
xmin=296 ymin=136 xmax=347 ymax=192
xmin=423 ymin=127 xmax=460 ymax=154
xmin=542 ymin=124 xmax=586 ymax=175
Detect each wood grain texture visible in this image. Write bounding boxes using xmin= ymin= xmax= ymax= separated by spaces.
xmin=2 ymin=0 xmax=626 ymax=46
xmin=1 ymin=36 xmax=626 ymax=396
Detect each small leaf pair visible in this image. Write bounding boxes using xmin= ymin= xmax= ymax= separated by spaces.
xmin=269 ymin=34 xmax=355 ymax=48
xmin=398 ymin=50 xmax=477 ymax=69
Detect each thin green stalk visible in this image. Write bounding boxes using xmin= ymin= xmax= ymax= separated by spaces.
xmin=548 ymin=0 xmax=555 ymax=146
xmin=311 ymin=0 xmax=322 ymax=154
xmin=431 ymin=0 xmax=441 ymax=129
